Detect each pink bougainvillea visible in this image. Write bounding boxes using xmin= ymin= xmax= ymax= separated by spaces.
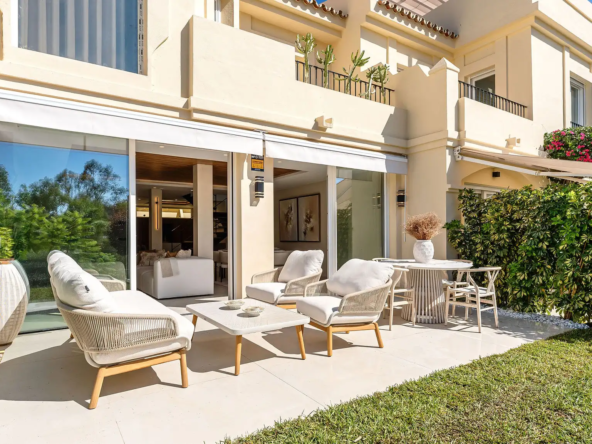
xmin=544 ymin=126 xmax=592 ymax=163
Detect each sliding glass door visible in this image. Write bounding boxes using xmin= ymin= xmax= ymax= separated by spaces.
xmin=336 ymin=168 xmax=384 ymax=268
xmin=0 ymin=123 xmax=129 ymax=333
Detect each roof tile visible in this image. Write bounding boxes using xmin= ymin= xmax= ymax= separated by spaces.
xmin=376 ymin=0 xmax=458 ymax=39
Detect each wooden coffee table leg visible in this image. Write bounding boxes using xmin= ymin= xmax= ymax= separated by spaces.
xmin=296 ymin=325 xmax=306 ymax=360
xmin=235 ymin=335 xmax=242 ymax=376
xmin=192 ymin=315 xmax=198 ymax=326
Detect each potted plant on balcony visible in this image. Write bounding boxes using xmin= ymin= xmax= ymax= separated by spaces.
xmin=296 ymin=33 xmax=317 ymax=83
xmin=340 ymin=50 xmax=370 ymax=94
xmin=316 ymin=44 xmax=335 ymax=89
xmin=375 ymin=64 xmax=390 ymax=104
xmin=0 ymin=227 xmax=29 ymax=345
xmin=404 ymin=212 xmax=442 ymax=263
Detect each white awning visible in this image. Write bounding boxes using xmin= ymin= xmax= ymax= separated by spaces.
xmin=265 ymin=134 xmax=407 ymax=174
xmin=456 ymin=147 xmax=592 ymax=179
xmin=0 ymin=90 xmax=263 ymax=155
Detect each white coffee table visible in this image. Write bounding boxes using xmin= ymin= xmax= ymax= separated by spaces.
xmin=186 ymin=300 xmax=310 ymax=375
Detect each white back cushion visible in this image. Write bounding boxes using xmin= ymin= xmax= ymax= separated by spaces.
xmin=47 ymin=251 xmax=78 ymax=277
xmin=327 ymin=259 xmax=394 ymax=297
xmin=51 ymin=256 xmax=117 ymax=313
xmin=278 ymin=250 xmax=324 ymax=283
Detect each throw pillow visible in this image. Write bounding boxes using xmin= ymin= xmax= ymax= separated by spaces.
xmin=176 ymin=249 xmax=192 ymax=258
xmin=278 ymin=250 xmax=324 ymax=283
xmin=327 ymin=259 xmax=394 ymax=297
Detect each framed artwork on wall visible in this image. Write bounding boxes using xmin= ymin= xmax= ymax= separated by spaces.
xmin=298 ymin=194 xmax=321 ymax=242
xmin=279 ymin=197 xmax=298 ymax=242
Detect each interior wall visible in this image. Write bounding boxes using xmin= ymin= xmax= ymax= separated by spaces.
xmin=274 ymin=180 xmax=328 ymax=277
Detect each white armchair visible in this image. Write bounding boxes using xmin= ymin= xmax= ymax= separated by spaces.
xmin=138 ymin=257 xmax=214 ymax=299
xmin=296 ymin=259 xmax=394 ymax=357
xmin=246 ymin=250 xmax=323 ymax=308
xmin=48 ymin=251 xmax=194 ymax=409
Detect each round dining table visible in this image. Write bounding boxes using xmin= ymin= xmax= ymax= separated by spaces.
xmin=379 ymin=259 xmax=473 ymax=324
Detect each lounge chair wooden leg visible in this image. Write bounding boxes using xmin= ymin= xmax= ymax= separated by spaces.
xmin=493 ymin=291 xmax=499 ymax=329
xmin=374 ymin=323 xmax=384 ymax=348
xmin=192 ymin=315 xmax=198 ymax=327
xmin=444 ymin=290 xmax=450 ymax=326
xmin=327 ymin=327 xmax=333 ymax=357
xmin=235 ymin=335 xmax=242 ymax=375
xmin=70 ymin=332 xmax=74 ymax=340
xmin=296 ymin=325 xmax=306 ymax=360
xmin=89 ymin=367 xmax=106 ymax=410
xmin=180 ymin=349 xmax=188 ymax=388
xmin=464 ymin=307 xmax=469 ymax=320
xmin=476 ymin=295 xmax=482 ymax=333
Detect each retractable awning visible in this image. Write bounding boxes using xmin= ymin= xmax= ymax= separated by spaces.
xmin=0 ymin=90 xmax=264 ymax=155
xmin=265 ymin=134 xmax=408 ymax=174
xmin=455 ymin=147 xmax=592 ymax=180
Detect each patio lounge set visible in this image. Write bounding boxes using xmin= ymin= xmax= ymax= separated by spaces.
xmin=47 ymin=249 xmax=501 ymax=409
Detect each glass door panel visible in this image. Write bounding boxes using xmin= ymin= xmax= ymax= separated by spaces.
xmin=336 ymin=168 xmax=383 ymax=268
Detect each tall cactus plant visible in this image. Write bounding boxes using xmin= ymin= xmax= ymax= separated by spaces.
xmin=375 ymin=64 xmax=390 ymax=103
xmin=316 ymin=45 xmax=335 ymax=88
xmin=360 ymin=66 xmax=379 ymax=100
xmin=340 ymin=50 xmax=370 ymax=94
xmin=295 ymin=33 xmax=317 ymax=83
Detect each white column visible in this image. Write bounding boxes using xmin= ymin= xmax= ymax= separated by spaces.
xmin=327 ymin=165 xmax=337 ymax=277
xmin=95 ymin=0 xmax=103 ymax=65
xmin=227 ymin=153 xmax=235 ymax=299
xmin=563 ymin=46 xmax=571 ymax=128
xmin=107 ymin=0 xmax=117 ymax=68
xmin=149 ymin=188 xmax=163 ymax=250
xmin=80 ymin=0 xmax=90 ymax=62
xmin=193 ymin=164 xmax=214 ymax=259
xmin=128 ymin=140 xmax=137 ymax=290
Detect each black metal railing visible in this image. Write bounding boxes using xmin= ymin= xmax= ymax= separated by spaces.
xmin=296 ymin=61 xmax=395 ymax=105
xmin=459 ymin=81 xmax=527 ymax=118
xmin=571 ymin=121 xmax=584 ymax=128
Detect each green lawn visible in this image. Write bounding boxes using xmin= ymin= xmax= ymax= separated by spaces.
xmin=226 ymin=330 xmax=592 ymax=443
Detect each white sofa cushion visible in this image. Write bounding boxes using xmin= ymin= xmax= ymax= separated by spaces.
xmin=84 ymin=290 xmax=194 ymax=366
xmin=278 ymin=250 xmax=323 ymax=283
xmin=297 ymin=296 xmax=379 ymax=326
xmin=47 ymin=251 xmax=78 ymax=276
xmin=327 ymin=259 xmax=394 ymax=297
xmin=52 ymin=261 xmax=117 ymax=313
xmin=246 ymin=282 xmax=287 ymax=304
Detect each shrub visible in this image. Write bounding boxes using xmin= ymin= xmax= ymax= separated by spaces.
xmin=544 ymin=126 xmax=592 ymax=162
xmin=446 ymin=184 xmax=592 ymax=323
xmin=0 ymin=227 xmax=14 ymax=259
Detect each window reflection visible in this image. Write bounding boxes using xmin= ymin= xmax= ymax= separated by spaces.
xmin=0 ymin=126 xmax=128 ymax=333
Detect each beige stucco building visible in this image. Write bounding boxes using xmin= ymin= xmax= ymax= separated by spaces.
xmin=1 ymin=0 xmax=591 ymax=332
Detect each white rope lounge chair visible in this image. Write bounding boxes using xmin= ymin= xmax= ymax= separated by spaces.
xmin=444 ymin=267 xmax=501 ymax=333
xmin=296 ymin=259 xmax=394 ymax=357
xmin=47 ymin=251 xmax=194 ymax=409
xmin=246 ymin=250 xmax=323 ymax=309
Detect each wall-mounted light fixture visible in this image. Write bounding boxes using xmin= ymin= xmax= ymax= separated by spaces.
xmin=397 ymin=190 xmax=406 ymax=207
xmin=254 ymin=176 xmax=264 ymax=199
xmin=153 ymin=196 xmax=160 ymax=230
xmin=315 ymin=115 xmax=334 ymax=130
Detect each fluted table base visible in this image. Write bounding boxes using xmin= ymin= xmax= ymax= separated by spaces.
xmin=402 ymin=269 xmax=447 ymax=324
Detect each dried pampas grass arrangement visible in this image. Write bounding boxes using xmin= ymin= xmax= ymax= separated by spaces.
xmin=405 ymin=212 xmax=442 ymax=240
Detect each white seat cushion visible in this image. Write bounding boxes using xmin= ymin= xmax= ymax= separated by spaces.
xmin=327 ymin=259 xmax=394 ymax=297
xmin=246 ymin=282 xmax=287 ymax=304
xmin=85 ymin=290 xmax=194 ymax=367
xmin=51 ymin=259 xmax=117 ymax=313
xmin=278 ymin=250 xmax=324 ymax=283
xmin=297 ymin=296 xmax=379 ymax=326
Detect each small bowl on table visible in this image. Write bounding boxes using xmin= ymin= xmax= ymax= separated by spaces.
xmin=224 ymin=300 xmax=245 ymax=310
xmin=242 ymin=306 xmax=265 ymax=317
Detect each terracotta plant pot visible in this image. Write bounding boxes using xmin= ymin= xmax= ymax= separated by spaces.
xmin=413 ymin=240 xmax=434 ymax=263
xmin=0 ymin=260 xmax=29 ymax=345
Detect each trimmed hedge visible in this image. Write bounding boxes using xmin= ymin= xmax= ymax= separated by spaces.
xmin=446 ymin=184 xmax=592 ymax=323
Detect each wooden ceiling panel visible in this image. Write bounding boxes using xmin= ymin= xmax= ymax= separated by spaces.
xmin=137 ymin=153 xmax=300 ymax=185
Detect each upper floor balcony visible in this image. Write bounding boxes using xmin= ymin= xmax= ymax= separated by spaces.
xmin=458 ymin=81 xmax=527 ymax=119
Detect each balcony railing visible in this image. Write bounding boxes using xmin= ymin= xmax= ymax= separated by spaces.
xmin=459 ymin=81 xmax=527 ymax=118
xmin=571 ymin=121 xmax=584 ymax=128
xmin=296 ymin=61 xmax=395 ymax=105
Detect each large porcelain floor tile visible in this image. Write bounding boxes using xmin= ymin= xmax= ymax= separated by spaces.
xmin=252 ymin=344 xmax=433 ymax=406
xmin=116 ymin=367 xmax=323 ymax=444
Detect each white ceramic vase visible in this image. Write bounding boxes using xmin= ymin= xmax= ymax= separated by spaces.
xmin=0 ymin=260 xmax=29 ymax=345
xmin=413 ymin=240 xmax=434 ymax=263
